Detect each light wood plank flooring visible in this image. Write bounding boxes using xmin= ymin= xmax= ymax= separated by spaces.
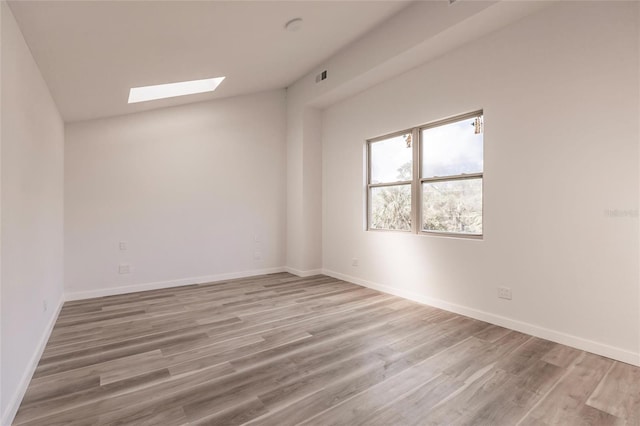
xmin=13 ymin=273 xmax=640 ymax=425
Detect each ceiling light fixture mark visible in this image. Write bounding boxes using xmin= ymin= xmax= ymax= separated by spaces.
xmin=285 ymin=18 xmax=303 ymax=32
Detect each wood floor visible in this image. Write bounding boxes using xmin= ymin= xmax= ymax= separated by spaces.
xmin=14 ymin=273 xmax=640 ymax=425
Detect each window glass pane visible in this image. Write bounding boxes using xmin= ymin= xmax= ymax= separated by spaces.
xmin=370 ymin=184 xmax=411 ymax=231
xmin=422 ymin=178 xmax=482 ymax=234
xmin=421 ymin=116 xmax=483 ymax=178
xmin=370 ymin=133 xmax=413 ymax=184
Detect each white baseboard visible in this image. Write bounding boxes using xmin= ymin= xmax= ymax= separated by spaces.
xmin=1 ymin=294 xmax=65 ymax=426
xmin=323 ymin=268 xmax=640 ymax=366
xmin=284 ymin=266 xmax=323 ymax=278
xmin=65 ymin=267 xmax=286 ymax=301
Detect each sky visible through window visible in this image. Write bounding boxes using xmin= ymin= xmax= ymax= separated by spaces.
xmin=422 ymin=117 xmax=483 ymax=178
xmin=370 ymin=117 xmax=482 ymax=184
xmin=370 ymin=134 xmax=412 ymax=183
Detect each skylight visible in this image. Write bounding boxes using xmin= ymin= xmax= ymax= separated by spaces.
xmin=127 ymin=77 xmax=226 ymax=103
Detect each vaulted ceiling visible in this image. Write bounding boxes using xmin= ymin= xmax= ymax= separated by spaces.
xmin=8 ymin=1 xmax=411 ymax=122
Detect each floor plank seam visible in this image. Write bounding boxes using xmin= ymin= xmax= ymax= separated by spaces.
xmin=514 ymin=352 xmax=585 ymax=426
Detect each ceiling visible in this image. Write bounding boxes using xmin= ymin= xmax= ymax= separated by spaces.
xmin=8 ymin=1 xmax=410 ymax=122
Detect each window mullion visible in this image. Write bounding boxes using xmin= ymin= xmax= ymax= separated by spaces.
xmin=420 ymin=173 xmax=483 ymax=183
xmin=411 ymin=127 xmax=420 ymax=234
xmin=368 ymin=181 xmax=412 ymax=189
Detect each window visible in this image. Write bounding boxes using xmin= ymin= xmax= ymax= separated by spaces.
xmin=366 ymin=111 xmax=483 ymax=236
xmin=367 ymin=131 xmax=413 ymax=231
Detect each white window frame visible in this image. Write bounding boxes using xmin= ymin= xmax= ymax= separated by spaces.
xmin=366 ymin=110 xmax=484 ymax=238
xmin=366 ymin=129 xmax=416 ymax=233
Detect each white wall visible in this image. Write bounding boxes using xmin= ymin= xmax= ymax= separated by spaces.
xmin=1 ymin=2 xmax=65 ymax=423
xmin=284 ymin=0 xmax=549 ymax=276
xmin=64 ymin=90 xmax=286 ymax=298
xmin=322 ymin=1 xmax=640 ymax=364
xmin=285 ymin=103 xmax=323 ymax=275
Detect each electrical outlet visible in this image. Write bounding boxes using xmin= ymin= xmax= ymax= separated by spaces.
xmin=351 ymin=258 xmax=359 ymax=267
xmin=119 ymin=264 xmax=131 ymax=274
xmin=254 ymin=251 xmax=262 ymax=261
xmin=497 ymin=286 xmax=512 ymax=300
xmin=42 ymin=300 xmax=48 ymax=312
xmin=119 ymin=241 xmax=127 ymax=251
xmin=254 ymin=234 xmax=261 ymax=243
